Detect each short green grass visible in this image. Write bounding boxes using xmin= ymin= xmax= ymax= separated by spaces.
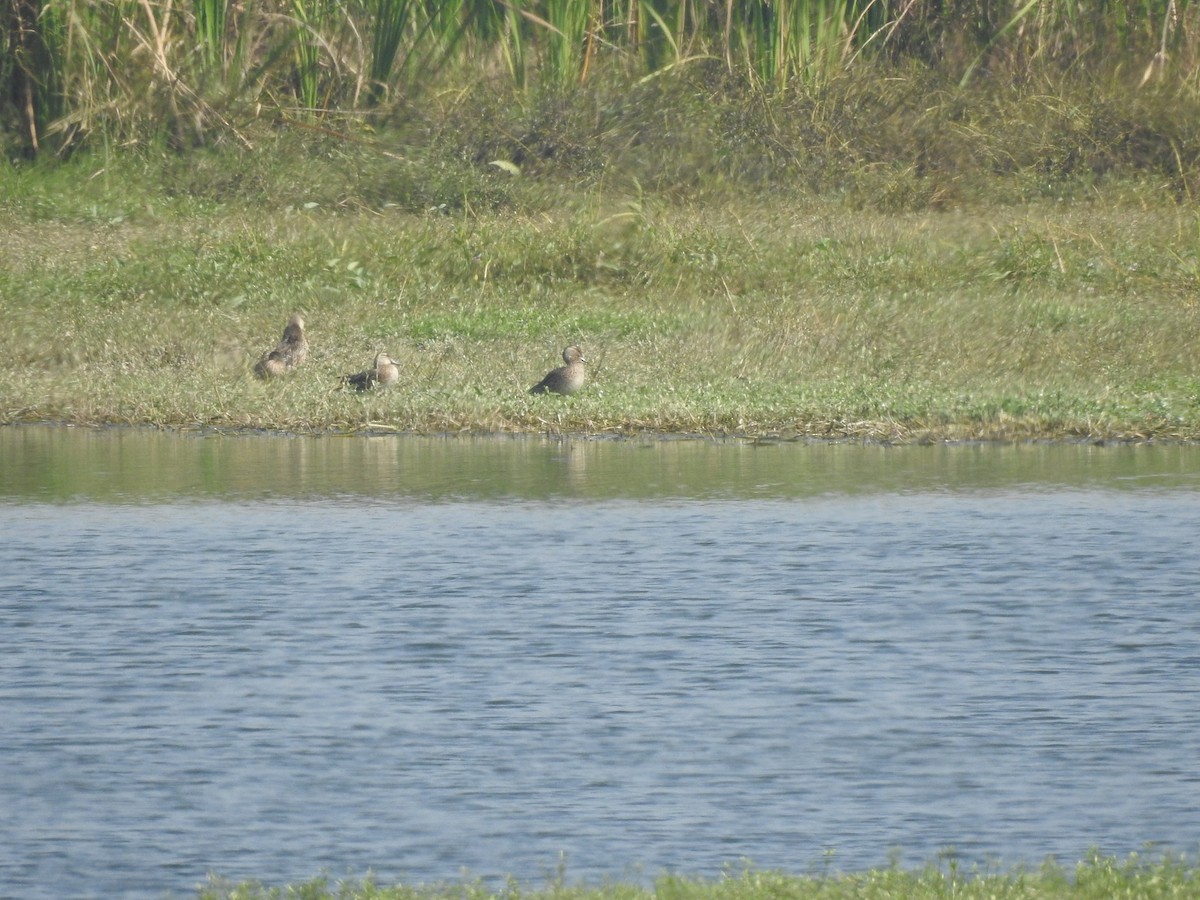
xmin=195 ymin=853 xmax=1196 ymax=900
xmin=3 ymin=72 xmax=1200 ymax=441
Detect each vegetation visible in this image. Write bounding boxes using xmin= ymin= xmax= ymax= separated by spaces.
xmin=2 ymin=3 xmax=1200 ymax=440
xmin=194 ymin=853 xmax=1198 ymax=900
xmin=3 ymin=1 xmax=1200 ymax=157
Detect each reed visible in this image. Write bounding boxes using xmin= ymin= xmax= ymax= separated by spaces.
xmin=366 ymin=0 xmax=414 ymax=104
xmin=192 ymin=0 xmax=226 ymax=75
xmin=289 ymin=0 xmax=333 ymax=114
xmin=543 ymin=0 xmax=591 ymax=85
xmin=4 ymin=2 xmax=1198 ymax=156
xmin=2 ymin=0 xmax=66 ymax=154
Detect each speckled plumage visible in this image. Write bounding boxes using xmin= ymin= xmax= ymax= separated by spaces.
xmin=530 ymin=346 xmax=586 ymax=396
xmin=255 ymin=313 xmax=307 ymax=378
xmin=253 ymin=350 xmax=287 ymax=379
xmin=345 ymin=352 xmax=400 ymax=391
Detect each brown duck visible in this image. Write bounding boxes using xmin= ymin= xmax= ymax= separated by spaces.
xmin=529 ymin=346 xmax=586 ymax=396
xmin=253 ymin=350 xmax=287 ymax=380
xmin=254 ymin=313 xmax=308 ymax=378
xmin=344 ymin=352 xmax=400 ymax=392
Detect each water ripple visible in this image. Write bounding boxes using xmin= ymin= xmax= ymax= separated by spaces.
xmin=1 ymin=488 xmax=1199 ymax=898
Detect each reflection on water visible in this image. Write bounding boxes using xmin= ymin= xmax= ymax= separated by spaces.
xmin=4 ymin=424 xmax=1200 ymax=501
xmin=1 ymin=426 xmax=1199 ymax=900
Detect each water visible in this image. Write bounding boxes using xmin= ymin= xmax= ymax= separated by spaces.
xmin=2 ymin=427 xmax=1199 ymax=898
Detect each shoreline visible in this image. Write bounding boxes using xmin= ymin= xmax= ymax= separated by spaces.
xmin=3 ymin=418 xmax=1194 ymax=447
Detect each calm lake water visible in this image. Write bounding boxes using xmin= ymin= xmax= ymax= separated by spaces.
xmin=2 ymin=426 xmax=1199 ymax=899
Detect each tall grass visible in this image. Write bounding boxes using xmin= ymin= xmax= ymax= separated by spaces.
xmin=543 ymin=0 xmax=590 ymax=85
xmin=192 ymin=0 xmax=226 ymax=75
xmin=728 ymin=0 xmax=868 ymax=87
xmin=2 ymin=1 xmax=1198 ymax=156
xmin=2 ymin=0 xmax=67 ymax=154
xmin=367 ymin=0 xmax=414 ymax=104
xmin=289 ymin=0 xmax=332 ymax=114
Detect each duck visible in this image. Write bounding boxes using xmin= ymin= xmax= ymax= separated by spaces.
xmin=254 ymin=313 xmax=308 ymax=378
xmin=529 ymin=346 xmax=586 ymax=396
xmin=344 ymin=352 xmax=400 ymax=392
xmin=253 ymin=350 xmax=287 ymax=380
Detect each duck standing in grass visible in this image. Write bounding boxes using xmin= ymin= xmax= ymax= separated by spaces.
xmin=254 ymin=313 xmax=308 ymax=378
xmin=344 ymin=352 xmax=400 ymax=392
xmin=529 ymin=346 xmax=586 ymax=396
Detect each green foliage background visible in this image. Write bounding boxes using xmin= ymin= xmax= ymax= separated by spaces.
xmin=3 ymin=1 xmax=1200 ymax=157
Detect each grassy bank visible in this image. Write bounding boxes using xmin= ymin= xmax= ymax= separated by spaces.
xmin=3 ymin=69 xmax=1200 ymax=441
xmin=196 ymin=854 xmax=1196 ymax=899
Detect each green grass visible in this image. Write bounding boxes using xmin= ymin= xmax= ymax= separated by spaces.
xmin=6 ymin=0 xmax=1200 ymax=160
xmin=194 ymin=853 xmax=1197 ymax=899
xmin=3 ymin=71 xmax=1200 ymax=442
